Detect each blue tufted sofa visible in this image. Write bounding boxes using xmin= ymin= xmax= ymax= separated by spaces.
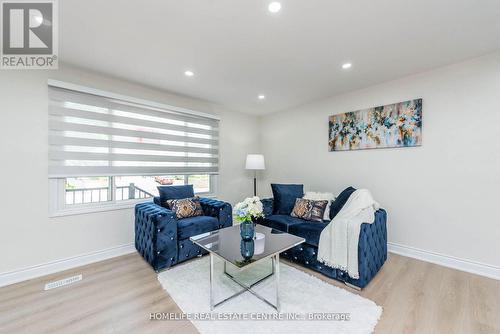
xmin=259 ymin=187 xmax=387 ymax=289
xmin=135 ymin=195 xmax=232 ymax=272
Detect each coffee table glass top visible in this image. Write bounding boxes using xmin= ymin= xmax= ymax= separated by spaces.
xmin=190 ymin=224 xmax=304 ymax=268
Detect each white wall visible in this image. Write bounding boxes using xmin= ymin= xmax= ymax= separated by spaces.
xmin=0 ymin=63 xmax=259 ymax=275
xmin=259 ymin=53 xmax=500 ymax=268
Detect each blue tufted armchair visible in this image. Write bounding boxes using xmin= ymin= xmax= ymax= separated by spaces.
xmin=134 ymin=186 xmax=232 ymax=272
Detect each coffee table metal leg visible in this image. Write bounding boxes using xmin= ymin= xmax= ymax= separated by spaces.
xmin=210 ymin=253 xmax=214 ymax=311
xmin=211 ymin=254 xmax=282 ymax=312
xmin=274 ymin=253 xmax=280 ymax=312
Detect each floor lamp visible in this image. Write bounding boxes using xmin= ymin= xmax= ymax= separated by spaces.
xmin=245 ymin=154 xmax=265 ymax=196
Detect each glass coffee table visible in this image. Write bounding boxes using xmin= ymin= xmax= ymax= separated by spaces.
xmin=190 ymin=224 xmax=304 ymax=312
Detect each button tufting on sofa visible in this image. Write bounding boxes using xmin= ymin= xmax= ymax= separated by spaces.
xmin=263 ymin=196 xmax=387 ymax=289
xmin=135 ymin=199 xmax=233 ymax=272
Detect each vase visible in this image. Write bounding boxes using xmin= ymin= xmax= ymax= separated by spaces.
xmin=239 ymin=220 xmax=255 ymax=241
xmin=240 ymin=239 xmax=255 ymax=260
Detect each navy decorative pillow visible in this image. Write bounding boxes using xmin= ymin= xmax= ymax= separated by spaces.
xmin=271 ymin=184 xmax=304 ymax=215
xmin=166 ymin=197 xmax=204 ymax=219
xmin=291 ymin=198 xmax=328 ymax=222
xmin=158 ymin=185 xmax=194 ymax=207
xmin=330 ymin=186 xmax=356 ymax=219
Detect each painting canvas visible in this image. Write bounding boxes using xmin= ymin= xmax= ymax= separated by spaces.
xmin=328 ymin=98 xmax=422 ymax=151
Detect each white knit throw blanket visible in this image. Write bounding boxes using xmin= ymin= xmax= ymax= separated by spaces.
xmin=317 ymin=189 xmax=379 ymax=279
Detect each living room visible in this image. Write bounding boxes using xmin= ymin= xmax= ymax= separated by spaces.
xmin=0 ymin=1 xmax=499 ymax=333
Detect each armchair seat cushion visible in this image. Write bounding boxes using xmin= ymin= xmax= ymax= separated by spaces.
xmin=261 ymin=215 xmax=305 ymax=233
xmin=288 ymin=221 xmax=329 ymax=247
xmin=177 ymin=215 xmax=218 ymax=240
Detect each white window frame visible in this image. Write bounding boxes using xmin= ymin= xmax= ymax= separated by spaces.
xmin=49 ymin=174 xmax=217 ymax=217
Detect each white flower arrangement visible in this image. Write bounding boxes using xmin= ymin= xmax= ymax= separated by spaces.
xmin=234 ymin=196 xmax=264 ymax=223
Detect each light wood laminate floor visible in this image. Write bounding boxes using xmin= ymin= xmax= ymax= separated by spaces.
xmin=1 ymin=252 xmax=499 ymax=334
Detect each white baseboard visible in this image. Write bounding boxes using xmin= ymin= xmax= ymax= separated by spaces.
xmin=388 ymin=242 xmax=500 ymax=281
xmin=0 ymin=243 xmax=136 ymax=288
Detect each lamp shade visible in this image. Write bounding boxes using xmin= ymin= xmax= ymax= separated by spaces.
xmin=245 ymin=154 xmax=265 ymax=170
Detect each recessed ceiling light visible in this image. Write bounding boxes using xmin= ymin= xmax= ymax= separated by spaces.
xmin=184 ymin=70 xmax=194 ymax=77
xmin=342 ymin=63 xmax=352 ymax=70
xmin=268 ymin=2 xmax=282 ymax=13
xmin=258 ymin=94 xmax=266 ymax=100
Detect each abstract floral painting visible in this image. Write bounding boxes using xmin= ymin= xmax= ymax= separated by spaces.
xmin=328 ymin=99 xmax=422 ymax=151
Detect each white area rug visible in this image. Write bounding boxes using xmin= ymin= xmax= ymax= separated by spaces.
xmin=158 ymin=257 xmax=382 ymax=334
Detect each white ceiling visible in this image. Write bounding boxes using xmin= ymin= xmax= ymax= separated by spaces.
xmin=60 ymin=0 xmax=500 ymax=115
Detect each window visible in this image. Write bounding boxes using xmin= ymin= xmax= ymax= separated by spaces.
xmin=65 ymin=176 xmax=111 ymax=204
xmin=62 ymin=174 xmax=213 ymax=206
xmin=48 ymin=82 xmax=219 ymax=216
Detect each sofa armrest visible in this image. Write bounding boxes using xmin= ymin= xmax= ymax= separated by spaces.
xmin=351 ymin=208 xmax=387 ymax=288
xmin=135 ymin=202 xmax=178 ymax=271
xmin=261 ymin=198 xmax=274 ymax=217
xmin=199 ymin=197 xmax=233 ymax=229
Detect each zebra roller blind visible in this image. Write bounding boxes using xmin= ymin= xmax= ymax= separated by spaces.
xmin=48 ymin=86 xmax=219 ymax=178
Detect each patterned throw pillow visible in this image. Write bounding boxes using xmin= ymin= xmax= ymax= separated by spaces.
xmin=290 ymin=198 xmax=328 ymax=222
xmin=166 ymin=197 xmax=204 ymax=219
xmin=303 ymin=191 xmax=335 ymax=221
